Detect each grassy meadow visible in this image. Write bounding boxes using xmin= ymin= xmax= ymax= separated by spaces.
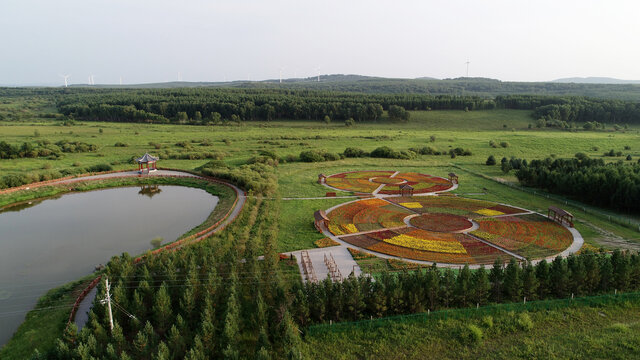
xmin=2 ymin=96 xmax=640 ymax=358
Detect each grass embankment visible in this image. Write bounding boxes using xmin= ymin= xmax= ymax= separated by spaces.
xmin=303 ymin=294 xmax=640 ymax=359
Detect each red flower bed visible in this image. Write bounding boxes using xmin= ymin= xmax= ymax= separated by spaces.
xmin=409 ymin=213 xmax=473 ymax=232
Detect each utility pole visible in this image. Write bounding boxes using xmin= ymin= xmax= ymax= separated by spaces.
xmin=103 ymin=277 xmax=114 ymax=332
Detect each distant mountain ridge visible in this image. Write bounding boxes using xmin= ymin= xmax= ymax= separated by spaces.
xmin=552 ymin=77 xmax=640 ymax=84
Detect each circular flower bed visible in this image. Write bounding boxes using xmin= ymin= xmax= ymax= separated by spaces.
xmin=370 ymin=177 xmax=406 ymax=185
xmin=409 ymin=213 xmax=473 ymax=233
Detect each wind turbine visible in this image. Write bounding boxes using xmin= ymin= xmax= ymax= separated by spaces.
xmin=465 ymin=60 xmax=470 ymax=78
xmin=88 ymin=74 xmax=95 ymax=85
xmin=316 ymin=66 xmax=320 ymax=82
xmin=60 ymin=74 xmax=71 ymax=87
xmin=119 ymin=76 xmax=123 ymax=85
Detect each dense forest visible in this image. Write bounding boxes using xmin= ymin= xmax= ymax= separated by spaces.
xmin=514 ymin=157 xmax=640 ymax=212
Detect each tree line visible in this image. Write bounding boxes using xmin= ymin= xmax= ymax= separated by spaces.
xmin=513 ymin=157 xmax=640 ymax=212
xmin=497 ymin=95 xmax=640 ymax=124
xmin=54 ymin=88 xmax=496 ymax=124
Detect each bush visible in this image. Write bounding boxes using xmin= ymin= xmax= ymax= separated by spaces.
xmin=486 ymin=155 xmax=496 ymax=165
xmin=516 ymin=313 xmax=534 ymax=331
xmin=500 ymin=141 xmax=509 ymax=148
xmin=114 ymin=142 xmax=128 ymax=147
xmin=489 ymin=140 xmax=498 ymax=148
xmin=343 ymin=147 xmax=368 ymax=158
xmin=409 ymin=146 xmax=437 ymax=155
xmin=388 ymin=105 xmax=410 ymax=122
xmin=574 ymin=152 xmax=588 ymax=160
xmin=299 ymin=150 xmax=340 ymax=163
xmin=458 ymin=324 xmax=483 ymax=346
xmin=86 ymin=164 xmax=113 ymax=172
xmin=370 ymin=146 xmax=417 ymax=160
xmin=626 ymin=155 xmax=632 ymax=161
xmin=429 ymin=135 xmax=436 ymax=142
xmin=345 ymin=118 xmax=355 ymax=127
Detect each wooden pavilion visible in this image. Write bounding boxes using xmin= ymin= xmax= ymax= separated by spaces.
xmin=448 ymin=173 xmax=459 ymax=184
xmin=136 ymin=153 xmax=159 ymax=173
xmin=314 ymin=210 xmax=329 ymax=231
xmin=548 ymin=206 xmax=574 ymax=227
xmin=399 ymin=183 xmax=414 ymax=197
xmin=318 ymin=174 xmax=327 ymax=184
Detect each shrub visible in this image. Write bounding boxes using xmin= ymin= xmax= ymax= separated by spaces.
xmin=458 ymin=324 xmax=483 ymax=346
xmin=150 ymin=237 xmax=163 ymax=248
xmin=343 ymin=147 xmax=368 ymax=158
xmin=86 ymin=164 xmax=113 ymax=172
xmin=114 ymin=142 xmax=128 ymax=147
xmin=500 ymin=141 xmax=509 ymax=148
xmin=574 ymin=152 xmax=588 ymax=160
xmin=482 ymin=316 xmax=494 ymax=329
xmin=626 ymin=155 xmax=632 ymax=161
xmin=370 ymin=146 xmax=416 ymax=159
xmin=516 ymin=313 xmax=534 ymax=331
xmin=429 ymin=135 xmax=436 ymax=142
xmin=299 ymin=150 xmax=340 ymax=162
xmin=486 ymin=155 xmax=496 ymax=165
xmin=388 ymin=105 xmax=410 ymax=122
xmin=323 ymin=115 xmax=331 ymax=124
xmin=624 ymin=145 xmax=631 ymax=150
xmin=345 ymin=118 xmax=355 ymax=127
xmin=489 ymin=140 xmax=498 ymax=148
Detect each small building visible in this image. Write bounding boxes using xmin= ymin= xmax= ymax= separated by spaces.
xmin=136 ymin=153 xmax=159 ymax=173
xmin=314 ymin=210 xmax=329 ymax=231
xmin=548 ymin=206 xmax=574 ymax=227
xmin=448 ymin=173 xmax=459 ymax=184
xmin=399 ymin=183 xmax=414 ymax=197
xmin=318 ymin=174 xmax=327 ymax=184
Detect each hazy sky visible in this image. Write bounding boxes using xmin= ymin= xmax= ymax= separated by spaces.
xmin=1 ymin=0 xmax=639 ymax=85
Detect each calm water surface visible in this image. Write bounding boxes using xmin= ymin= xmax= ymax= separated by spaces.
xmin=0 ymin=185 xmax=218 ymax=346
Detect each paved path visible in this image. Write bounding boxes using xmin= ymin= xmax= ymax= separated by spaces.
xmin=285 ymin=247 xmax=361 ymax=283
xmin=74 ymin=286 xmax=97 ymax=331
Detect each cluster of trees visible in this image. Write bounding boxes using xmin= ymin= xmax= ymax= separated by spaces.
xmin=497 ymin=95 xmax=640 ymax=124
xmin=514 ymin=157 xmax=640 ymax=212
xmin=0 ymin=139 xmax=96 ymax=159
xmin=55 ymin=194 xmax=304 ymax=360
xmin=292 ymin=252 xmax=640 ymax=325
xmin=54 ymin=88 xmax=499 ymax=124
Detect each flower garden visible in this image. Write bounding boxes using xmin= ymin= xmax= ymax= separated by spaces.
xmin=324 ymin=171 xmax=454 ymax=195
xmin=320 ymin=171 xmax=577 ymax=265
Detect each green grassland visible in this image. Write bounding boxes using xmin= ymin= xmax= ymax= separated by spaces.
xmin=2 ymin=97 xmax=640 ymax=357
xmin=302 ymin=297 xmax=640 ymax=359
xmin=2 ymin=107 xmax=640 ymax=252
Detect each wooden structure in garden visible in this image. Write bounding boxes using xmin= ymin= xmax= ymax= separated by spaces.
xmin=300 ymin=250 xmax=318 ymax=283
xmin=399 ymin=183 xmax=414 ymax=197
xmin=314 ymin=210 xmax=329 ymax=231
xmin=324 ymin=253 xmax=343 ymax=282
xmin=318 ymin=174 xmax=327 ymax=184
xmin=548 ymin=206 xmax=574 ymax=227
xmin=136 ymin=153 xmax=159 ymax=173
xmin=138 ymin=184 xmax=161 ymax=198
xmin=448 ymin=172 xmax=459 ymax=184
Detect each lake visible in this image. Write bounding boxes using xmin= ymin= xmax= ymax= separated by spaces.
xmin=0 ymin=185 xmax=218 ymax=346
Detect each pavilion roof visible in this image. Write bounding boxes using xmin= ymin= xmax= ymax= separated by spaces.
xmin=549 ymin=206 xmax=573 ymax=218
xmin=448 ymin=172 xmax=457 ymax=177
xmin=136 ymin=153 xmax=159 ymax=163
xmin=399 ymin=184 xmax=414 ymax=189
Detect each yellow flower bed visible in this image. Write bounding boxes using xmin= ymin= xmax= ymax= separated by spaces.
xmin=328 ymin=224 xmax=344 ymax=236
xmin=341 ymin=223 xmax=359 ymax=234
xmin=399 ymin=202 xmax=423 ymax=209
xmin=384 ymin=234 xmax=467 ymax=254
xmin=475 ymin=208 xmax=504 ymax=216
xmin=359 ymin=198 xmax=387 ymax=206
xmin=470 ymin=230 xmax=500 ymax=240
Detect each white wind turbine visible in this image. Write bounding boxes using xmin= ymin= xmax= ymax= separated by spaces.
xmin=60 ymin=74 xmax=71 ymax=87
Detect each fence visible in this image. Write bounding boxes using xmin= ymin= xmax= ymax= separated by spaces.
xmin=67 ymin=275 xmax=103 ymax=325
xmin=452 ymin=164 xmax=640 ymax=233
xmin=306 ymin=291 xmax=640 ymax=336
xmin=324 ymin=253 xmax=343 ymax=282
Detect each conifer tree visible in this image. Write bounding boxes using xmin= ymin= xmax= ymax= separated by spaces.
xmin=455 ymin=265 xmax=472 ymax=307
xmin=550 ymin=256 xmax=569 ymax=297
xmin=489 ymin=259 xmax=504 ymax=302
xmin=471 ymin=265 xmax=490 ymax=305
xmin=153 ymin=341 xmax=170 ymax=360
xmin=535 ymin=260 xmax=550 ymax=299
xmin=583 ymin=251 xmax=601 ymax=294
xmin=440 ymin=269 xmax=456 ymax=307
xmin=153 ymin=283 xmax=172 ymax=334
xmin=503 ymin=258 xmax=522 ymax=301
xmin=521 ymin=262 xmax=539 ymax=300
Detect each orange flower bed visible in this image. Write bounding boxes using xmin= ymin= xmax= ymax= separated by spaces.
xmin=324 ymin=171 xmax=453 ymax=194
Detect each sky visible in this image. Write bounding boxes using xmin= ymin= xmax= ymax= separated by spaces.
xmin=1 ymin=0 xmax=639 ymax=85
